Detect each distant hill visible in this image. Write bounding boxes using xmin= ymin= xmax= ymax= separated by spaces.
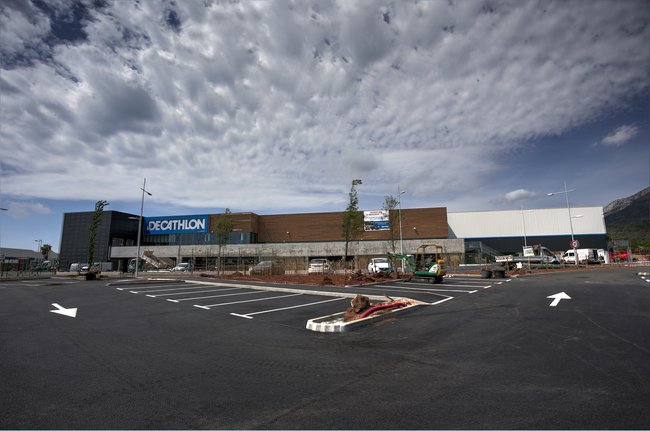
xmin=604 ymin=187 xmax=649 ymax=249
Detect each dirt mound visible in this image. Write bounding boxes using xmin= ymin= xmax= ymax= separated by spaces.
xmin=201 ymin=272 xmax=391 ymax=286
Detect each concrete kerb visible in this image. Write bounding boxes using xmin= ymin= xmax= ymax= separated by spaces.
xmin=106 ymin=277 xmax=183 ymax=287
xmin=186 ymin=279 xmax=389 ymax=302
xmin=306 ymin=300 xmax=426 ymax=333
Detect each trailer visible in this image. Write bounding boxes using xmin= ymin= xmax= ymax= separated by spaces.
xmin=495 ymin=244 xmax=560 ymax=268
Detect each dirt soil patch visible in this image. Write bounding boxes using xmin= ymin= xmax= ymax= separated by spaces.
xmin=199 ymin=271 xmax=396 ymax=286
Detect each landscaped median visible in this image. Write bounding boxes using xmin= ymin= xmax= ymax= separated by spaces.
xmin=306 ymin=295 xmax=427 ymax=333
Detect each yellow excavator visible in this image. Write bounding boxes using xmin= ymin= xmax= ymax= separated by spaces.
xmin=389 ymin=243 xmax=446 ymax=284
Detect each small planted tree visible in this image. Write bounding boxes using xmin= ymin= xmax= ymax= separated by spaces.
xmin=87 ymin=200 xmax=109 ymax=279
xmin=341 ymin=179 xmax=363 ymax=269
xmin=40 ymin=244 xmax=52 ymax=261
xmin=382 ymin=195 xmax=400 ymax=255
xmin=383 ymin=195 xmax=400 ymax=275
xmin=215 ymin=208 xmax=233 ymax=275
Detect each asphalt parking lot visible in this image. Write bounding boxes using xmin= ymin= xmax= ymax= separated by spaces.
xmin=108 ymin=275 xmax=504 ymax=328
xmin=1 ymin=267 xmax=648 ymax=429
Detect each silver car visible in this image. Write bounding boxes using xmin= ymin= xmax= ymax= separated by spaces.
xmin=308 ymin=259 xmax=332 ymax=274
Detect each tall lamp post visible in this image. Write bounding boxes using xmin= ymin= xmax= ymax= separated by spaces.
xmin=397 ymin=186 xmax=406 ymax=273
xmin=547 ymin=181 xmax=578 ymax=266
xmin=0 ymin=208 xmax=7 ymax=275
xmin=135 ymin=178 xmax=152 ymax=278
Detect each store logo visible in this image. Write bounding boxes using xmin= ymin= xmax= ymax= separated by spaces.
xmin=145 ymin=215 xmax=208 ymax=235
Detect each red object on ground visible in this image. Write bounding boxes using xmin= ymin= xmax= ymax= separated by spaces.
xmin=359 ymin=301 xmax=408 ymax=319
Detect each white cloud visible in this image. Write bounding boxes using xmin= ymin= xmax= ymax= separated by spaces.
xmin=600 ymin=124 xmax=639 ymax=146
xmin=505 ymin=189 xmax=537 ymax=203
xmin=0 ymin=0 xmax=648 ymax=213
xmin=6 ymin=201 xmax=52 ymax=219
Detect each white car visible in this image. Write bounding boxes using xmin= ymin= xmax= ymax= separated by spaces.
xmin=171 ymin=262 xmax=192 ymax=272
xmin=368 ymin=258 xmax=392 ymax=274
xmin=308 ymin=259 xmax=332 ymax=274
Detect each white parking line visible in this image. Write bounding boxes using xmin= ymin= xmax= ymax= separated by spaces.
xmin=374 ymin=284 xmax=478 ymax=293
xmin=230 ymin=297 xmax=347 ymax=319
xmin=134 ymin=285 xmax=214 ymax=293
xmin=117 ymin=283 xmax=187 ymax=291
xmin=402 ymin=281 xmax=491 ymax=288
xmin=193 ymin=293 xmax=302 ymax=309
xmin=167 ymin=290 xmax=267 ymax=303
xmin=147 ymin=287 xmax=243 ymax=297
xmin=429 ymin=296 xmax=454 ymax=305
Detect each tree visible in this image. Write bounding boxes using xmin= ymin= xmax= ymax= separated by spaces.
xmin=215 ymin=208 xmax=234 ymax=275
xmin=382 ymin=195 xmax=400 ymax=254
xmin=40 ymin=244 xmax=52 ymax=261
xmin=341 ymin=179 xmax=363 ymax=268
xmin=87 ymin=200 xmax=109 ymax=278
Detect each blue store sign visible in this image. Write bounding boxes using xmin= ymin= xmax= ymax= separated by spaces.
xmin=144 ymin=215 xmax=208 ymax=235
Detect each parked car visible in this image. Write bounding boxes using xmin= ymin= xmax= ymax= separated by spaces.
xmin=249 ymin=260 xmax=284 ymax=275
xmin=308 ymin=259 xmax=332 ymax=274
xmin=171 ymin=262 xmax=192 ymax=272
xmin=368 ymin=257 xmax=392 ymax=274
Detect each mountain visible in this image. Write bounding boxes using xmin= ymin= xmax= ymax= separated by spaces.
xmin=604 ymin=187 xmax=649 ymax=248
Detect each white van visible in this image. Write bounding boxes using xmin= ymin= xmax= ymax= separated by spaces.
xmin=368 ymin=257 xmax=392 ymax=274
xmin=562 ymin=249 xmax=599 ymax=264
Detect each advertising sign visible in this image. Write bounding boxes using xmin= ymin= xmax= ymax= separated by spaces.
xmin=523 ymin=246 xmax=535 ymax=257
xmin=364 ymin=210 xmax=390 ymax=231
xmin=144 ymin=215 xmax=208 ymax=235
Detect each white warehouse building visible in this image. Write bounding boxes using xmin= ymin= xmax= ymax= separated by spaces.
xmin=448 ymin=207 xmax=607 ymax=261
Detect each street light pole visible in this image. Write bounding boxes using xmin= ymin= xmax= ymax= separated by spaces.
xmin=547 ymin=181 xmax=577 ymax=266
xmin=135 ymin=178 xmax=152 ymax=278
xmin=0 ymin=208 xmax=7 ymax=275
xmin=397 ymin=186 xmax=406 ymax=273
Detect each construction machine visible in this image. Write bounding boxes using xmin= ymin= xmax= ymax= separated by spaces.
xmin=389 ymin=243 xmax=446 ymax=284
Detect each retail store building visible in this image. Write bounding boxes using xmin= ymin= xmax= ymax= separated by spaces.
xmin=58 ymin=205 xmax=607 ymax=272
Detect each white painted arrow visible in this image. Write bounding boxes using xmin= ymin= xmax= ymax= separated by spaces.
xmin=50 ymin=303 xmax=77 ymax=318
xmin=547 ymin=292 xmax=571 ymax=307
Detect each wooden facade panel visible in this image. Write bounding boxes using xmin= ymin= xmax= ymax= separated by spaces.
xmin=209 ymin=213 xmax=259 ymax=234
xmin=256 ymin=208 xmax=448 ymax=243
xmin=257 ymin=212 xmax=345 ymax=243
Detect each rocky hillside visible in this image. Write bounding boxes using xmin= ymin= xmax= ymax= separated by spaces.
xmin=604 ymin=187 xmax=649 ymax=248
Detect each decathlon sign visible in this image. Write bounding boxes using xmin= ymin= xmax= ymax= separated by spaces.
xmin=144 ymin=215 xmax=208 ymax=235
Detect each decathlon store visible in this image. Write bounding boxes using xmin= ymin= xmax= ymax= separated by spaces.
xmin=59 ymin=206 xmax=607 ymax=272
xmin=107 ymin=208 xmax=464 ymax=272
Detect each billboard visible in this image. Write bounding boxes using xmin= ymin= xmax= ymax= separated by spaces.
xmin=364 ymin=210 xmax=390 ymax=231
xmin=144 ymin=215 xmax=209 ymax=235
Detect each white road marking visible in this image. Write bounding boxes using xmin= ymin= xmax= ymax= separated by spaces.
xmin=173 ymin=290 xmax=268 ymax=302
xmin=374 ymin=284 xmax=477 ymax=293
xmin=242 ymin=297 xmax=347 ymax=318
xmin=230 ymin=313 xmax=254 ymax=319
xmin=124 ymin=285 xmax=211 ymax=294
xmin=146 ymin=287 xmax=243 ymax=297
xmin=117 ymin=284 xmax=188 ymax=291
xmin=396 ymin=281 xmax=492 ymax=289
xmin=429 ymin=297 xmax=454 ymax=305
xmin=198 ymin=293 xmax=302 ymax=308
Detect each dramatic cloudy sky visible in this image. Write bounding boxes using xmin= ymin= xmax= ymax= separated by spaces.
xmin=1 ymin=0 xmax=648 ymax=252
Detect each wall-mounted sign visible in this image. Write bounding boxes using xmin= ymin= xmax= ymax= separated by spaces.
xmin=364 ymin=210 xmax=390 ymax=231
xmin=145 ymin=215 xmax=208 ymax=235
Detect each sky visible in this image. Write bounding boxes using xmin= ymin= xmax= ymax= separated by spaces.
xmin=1 ymin=0 xmax=648 ymax=253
